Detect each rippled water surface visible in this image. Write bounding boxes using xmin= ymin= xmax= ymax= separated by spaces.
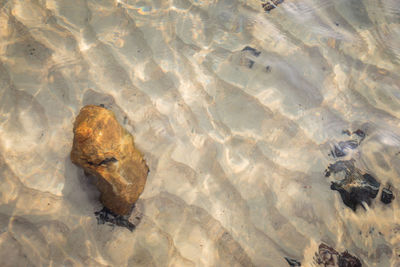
xmin=0 ymin=0 xmax=400 ymax=266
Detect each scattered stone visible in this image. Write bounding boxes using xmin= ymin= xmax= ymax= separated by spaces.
xmin=71 ymin=105 xmax=149 ymax=215
xmin=327 ymin=160 xmax=380 ymax=211
xmin=284 ymin=257 xmax=301 ymax=266
xmin=262 ymin=2 xmax=275 ymax=12
xmin=241 ymin=46 xmax=261 ymax=57
xmin=381 ymin=186 xmax=394 ymax=204
xmin=266 ymin=65 xmax=272 ymax=72
xmin=261 ymin=0 xmax=284 ymax=12
xmin=248 ymin=60 xmax=255 ymax=68
xmin=342 ymin=130 xmax=351 ymax=136
xmin=353 ymin=129 xmax=365 ymax=141
xmin=315 ymin=243 xmax=361 ymax=267
xmin=95 ymin=207 xmax=136 ymax=231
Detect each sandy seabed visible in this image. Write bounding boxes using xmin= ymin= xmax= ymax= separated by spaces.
xmin=0 ymin=0 xmax=400 ymax=266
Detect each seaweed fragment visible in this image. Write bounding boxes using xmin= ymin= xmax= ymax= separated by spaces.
xmin=94 ymin=207 xmax=136 ymax=232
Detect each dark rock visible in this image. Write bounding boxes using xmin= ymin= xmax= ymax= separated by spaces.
xmin=353 ymin=129 xmax=365 ymax=140
xmin=248 ymin=60 xmax=255 ymax=68
xmin=94 ymin=207 xmax=136 ymax=232
xmin=338 ymin=251 xmax=362 ymax=267
xmin=241 ymin=46 xmax=261 ymax=57
xmin=381 ymin=187 xmax=394 ymax=204
xmin=327 ymin=160 xmax=380 ymax=211
xmin=315 ymin=243 xmax=361 ymax=267
xmin=284 ymin=257 xmax=301 ymax=266
xmin=262 ymin=2 xmax=275 ymax=11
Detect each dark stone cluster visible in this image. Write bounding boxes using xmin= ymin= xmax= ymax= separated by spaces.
xmin=325 ymin=129 xmax=395 ymax=210
xmin=315 ymin=243 xmax=361 ymax=267
xmin=326 ymin=160 xmax=380 ymax=211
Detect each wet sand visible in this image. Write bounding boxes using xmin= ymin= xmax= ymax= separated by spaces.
xmin=0 ymin=0 xmax=399 ymax=266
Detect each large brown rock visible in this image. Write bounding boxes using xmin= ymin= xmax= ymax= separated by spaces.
xmin=71 ymin=105 xmax=148 ymax=215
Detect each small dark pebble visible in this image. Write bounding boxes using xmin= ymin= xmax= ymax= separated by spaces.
xmin=342 ymin=130 xmax=351 ymax=136
xmin=335 ymin=22 xmax=339 ymax=26
xmin=262 ymin=2 xmax=275 ymax=11
xmin=381 ymin=187 xmax=394 ymax=204
xmin=99 ymin=104 xmax=105 ymax=108
xmin=94 ymin=207 xmax=136 ymax=232
xmin=242 ymin=46 xmax=261 ymax=57
xmin=266 ymin=65 xmax=271 ymax=72
xmin=324 ymin=170 xmax=331 ymax=177
xmin=353 ymin=129 xmax=365 ymax=140
xmin=284 ymin=257 xmax=301 ymax=266
xmin=248 ymin=60 xmax=255 ymax=68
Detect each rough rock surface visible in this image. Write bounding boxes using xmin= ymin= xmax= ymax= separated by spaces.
xmin=315 ymin=243 xmax=362 ymax=267
xmin=71 ymin=105 xmax=148 ymax=215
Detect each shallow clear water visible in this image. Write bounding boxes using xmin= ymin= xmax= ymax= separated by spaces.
xmin=0 ymin=0 xmax=400 ymax=266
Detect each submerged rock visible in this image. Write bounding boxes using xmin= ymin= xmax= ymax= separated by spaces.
xmin=71 ymin=105 xmax=149 ymax=215
xmin=381 ymin=187 xmax=394 ymax=204
xmin=326 ymin=160 xmax=380 ymax=211
xmin=94 ymin=207 xmax=136 ymax=231
xmin=284 ymin=257 xmax=301 ymax=266
xmin=261 ymin=0 xmax=284 ymax=12
xmin=332 ymin=140 xmax=359 ymax=158
xmin=315 ymin=243 xmax=361 ymax=267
